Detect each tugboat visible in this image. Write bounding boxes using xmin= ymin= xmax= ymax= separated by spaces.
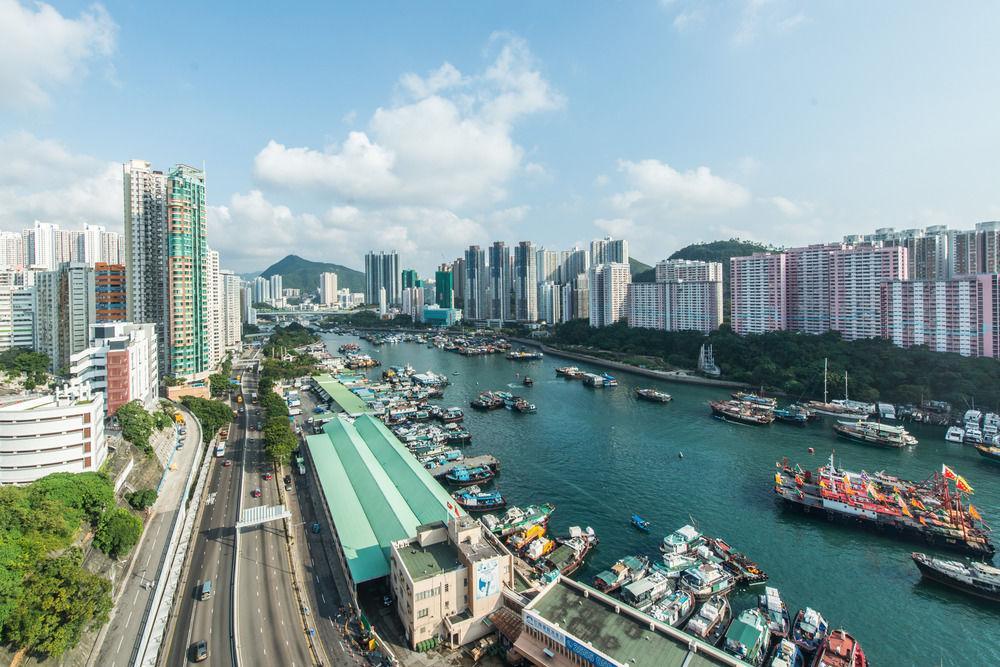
xmin=791 ymin=607 xmax=828 ymax=655
xmin=593 ymin=555 xmax=650 ymax=594
xmin=813 ymin=629 xmax=867 ymax=667
xmin=482 ymin=503 xmax=555 ymax=537
xmin=831 ymin=419 xmax=917 ymax=448
xmin=911 ymin=552 xmax=1000 ymax=602
xmin=636 ymin=388 xmax=672 ymax=403
xmin=722 ymin=608 xmax=770 ymax=666
xmin=452 ymin=486 xmax=506 ymax=512
xmin=631 ymin=514 xmax=651 ymax=531
xmin=444 ymin=465 xmax=495 ymax=486
xmin=684 ymin=594 xmax=730 ymax=646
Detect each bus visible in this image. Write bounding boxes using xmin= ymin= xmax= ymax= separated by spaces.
xmin=215 ymin=441 xmax=226 ymax=457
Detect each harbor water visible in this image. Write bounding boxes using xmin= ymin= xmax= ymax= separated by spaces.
xmin=322 ymin=333 xmax=1000 ymax=666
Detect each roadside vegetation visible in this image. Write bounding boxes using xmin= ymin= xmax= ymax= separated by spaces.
xmin=180 ymin=397 xmax=234 ymax=444
xmin=0 ymin=349 xmax=50 ymax=390
xmin=115 ymin=401 xmax=175 ymax=455
xmin=0 ymin=472 xmax=147 ymax=658
xmin=550 ymin=320 xmax=1000 ymax=409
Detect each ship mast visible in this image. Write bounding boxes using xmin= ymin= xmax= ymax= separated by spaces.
xmin=823 ymin=357 xmax=828 ymax=403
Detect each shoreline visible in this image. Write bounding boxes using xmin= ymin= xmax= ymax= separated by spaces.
xmin=508 ymin=337 xmax=752 ymax=390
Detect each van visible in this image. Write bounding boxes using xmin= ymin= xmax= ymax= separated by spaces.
xmin=198 ymin=580 xmax=212 ymax=600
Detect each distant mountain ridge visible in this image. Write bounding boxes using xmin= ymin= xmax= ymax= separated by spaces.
xmin=259 ymin=254 xmax=365 ymax=293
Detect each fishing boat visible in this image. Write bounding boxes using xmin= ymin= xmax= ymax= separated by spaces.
xmin=439 ymin=407 xmax=464 ymax=423
xmin=452 ymin=487 xmax=506 ymax=512
xmin=443 ymin=465 xmax=495 ymax=486
xmin=723 ymin=608 xmax=770 ymax=666
xmin=660 ymin=524 xmax=703 ymax=555
xmin=508 ymin=523 xmax=548 ymax=553
xmin=733 ymin=392 xmax=777 ymax=408
xmin=636 ymin=388 xmax=672 ymax=403
xmin=758 ymin=586 xmax=791 ymax=642
xmin=592 ymin=555 xmax=650 ymax=594
xmin=832 ymin=420 xmax=917 ymax=448
xmin=813 ymin=629 xmax=867 ymax=667
xmin=774 ymin=453 xmax=994 ymax=557
xmin=555 ymin=366 xmax=583 ymax=378
xmin=774 ymin=406 xmax=809 ymax=426
xmin=976 ymin=443 xmax=1000 ymax=464
xmin=769 ymin=639 xmax=806 ymax=667
xmin=679 ymin=562 xmax=736 ymax=601
xmin=443 ymin=424 xmax=472 ymax=444
xmin=648 ymin=589 xmax=695 ymax=627
xmin=911 ymin=552 xmax=1000 ymax=602
xmin=791 ymin=607 xmax=828 ymax=655
xmin=945 ymin=426 xmax=965 ymax=443
xmin=805 ymin=359 xmax=871 ymax=419
xmin=710 ymin=400 xmax=775 ymax=426
xmin=482 ymin=503 xmax=555 ymax=537
xmin=684 ymin=594 xmax=730 ymax=645
xmin=506 ymin=350 xmax=544 ymax=361
xmin=511 ymin=398 xmax=536 ymax=413
xmin=707 ymin=537 xmax=769 ymax=586
xmin=522 ymin=376 xmax=534 ymax=386
xmin=536 ymin=527 xmax=598 ymax=582
xmin=621 ymin=569 xmax=674 ymax=611
xmin=470 ymin=392 xmax=505 ymax=410
xmin=631 ymin=514 xmax=651 ymax=531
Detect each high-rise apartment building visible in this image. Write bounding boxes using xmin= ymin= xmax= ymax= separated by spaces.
xmin=829 ymin=245 xmax=907 ymax=341
xmin=559 ymin=247 xmax=590 ymax=286
xmin=537 ymin=281 xmax=562 ymax=324
xmin=590 ymin=236 xmax=629 ymax=266
xmin=434 ymin=269 xmax=454 ymax=309
xmin=319 ymin=272 xmax=338 ymax=305
xmin=629 ymin=260 xmax=723 ymax=333
xmin=0 ymin=272 xmax=33 ymax=352
xmin=269 ymin=274 xmax=283 ymax=303
xmin=94 ymin=263 xmax=126 ymax=323
xmin=26 ymin=221 xmax=59 ymax=270
xmin=34 ymin=263 xmax=96 ymax=372
xmin=783 ymin=244 xmax=842 ymax=335
xmin=365 ymin=251 xmax=401 ymax=305
xmin=588 ymin=263 xmax=631 ymax=328
xmin=730 ymin=253 xmax=787 ymax=335
xmin=401 ymin=269 xmax=419 ymax=289
xmin=488 ymin=242 xmax=511 ymax=322
xmin=0 ymin=232 xmax=25 ymax=270
xmin=535 ymin=249 xmax=560 ymax=285
xmin=627 ymin=282 xmax=668 ymax=330
xmin=514 ymin=241 xmax=537 ymax=321
xmin=452 ymin=256 xmax=465 ymax=307
xmin=165 ymin=164 xmax=210 ymax=378
xmin=571 ymin=273 xmax=590 ymax=321
xmin=220 ymin=270 xmax=242 ymax=351
xmin=124 ymin=159 xmax=168 ymax=368
xmin=206 ymin=249 xmax=222 ymax=367
xmin=463 ymin=246 xmax=487 ymax=320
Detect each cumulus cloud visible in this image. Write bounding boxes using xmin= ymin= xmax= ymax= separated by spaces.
xmin=253 ymin=34 xmax=562 ymax=210
xmin=0 ymin=132 xmax=122 ymax=230
xmin=208 ymin=191 xmax=489 ymax=272
xmin=0 ymin=0 xmax=117 ymax=109
xmin=611 ymin=159 xmax=751 ymax=217
xmin=766 ymin=195 xmax=805 ymax=217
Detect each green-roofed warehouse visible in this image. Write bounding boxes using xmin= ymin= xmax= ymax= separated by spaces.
xmin=306 ymin=413 xmax=465 ymax=586
xmin=312 ymin=373 xmax=370 ymax=414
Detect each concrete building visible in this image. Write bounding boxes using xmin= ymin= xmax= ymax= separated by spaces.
xmin=35 ymin=263 xmax=96 ymax=372
xmin=390 ymin=516 xmax=513 ymax=650
xmin=463 ymin=246 xmax=487 ymax=320
xmin=206 ymin=249 xmax=222 ymax=368
xmin=0 ymin=387 xmax=107 ymax=485
xmin=0 ymin=272 xmax=33 ymax=352
xmin=319 ymin=271 xmax=338 ymax=305
xmin=535 ymin=249 xmax=560 ymax=285
xmin=882 ymin=275 xmax=998 ymax=358
xmin=559 ymin=247 xmax=590 ymax=286
xmin=435 ymin=269 xmax=454 ymax=309
xmin=654 ymin=259 xmax=722 ymax=283
xmin=588 ymin=263 xmax=631 ymax=328
xmin=514 ymin=241 xmax=538 ymax=322
xmin=123 ymin=159 xmax=168 ymax=363
xmin=94 ymin=263 xmax=126 ymax=323
xmin=402 ymin=286 xmax=424 ymax=321
xmin=365 ymin=250 xmax=401 ymax=305
xmin=423 ymin=305 xmax=462 ymax=327
xmin=269 ymin=274 xmax=283 ymax=303
xmin=784 ymin=244 xmax=842 ymax=335
xmin=0 ymin=231 xmax=25 ymax=270
xmin=830 ymin=245 xmax=908 ymax=341
xmin=401 ymin=269 xmax=419 ymax=289
xmin=488 ymin=242 xmax=511 ymax=322
xmin=537 ymin=282 xmax=562 ymax=324
xmin=570 ymin=273 xmax=590 ymax=321
xmin=730 ymin=253 xmax=787 ymax=335
xmin=26 ymin=221 xmax=59 ymax=270
xmin=590 ymin=236 xmax=629 ymax=266
xmin=68 ymin=322 xmax=159 ymax=415
xmin=642 ymin=259 xmax=724 ymax=333
xmin=627 ymin=282 xmax=668 ymax=330
xmin=165 ymin=164 xmax=210 ymax=378
xmin=452 ymin=257 xmax=465 ymax=307
xmin=220 ymin=270 xmax=242 ymax=352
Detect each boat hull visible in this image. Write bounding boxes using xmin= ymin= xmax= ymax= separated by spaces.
xmin=912 ymin=556 xmax=1000 ymax=602
xmin=833 ymin=426 xmax=907 ymax=449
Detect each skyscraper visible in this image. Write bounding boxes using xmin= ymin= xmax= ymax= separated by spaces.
xmin=365 ymin=251 xmax=401 ymax=305
xmin=730 ymin=253 xmax=788 ymax=335
xmin=165 ymin=164 xmax=210 ymax=378
xmin=588 ymin=263 xmax=631 ymax=327
xmin=319 ymin=272 xmax=338 ymax=305
xmin=535 ymin=248 xmax=559 ymax=285
xmin=590 ymin=236 xmax=629 ymax=266
xmin=559 ymin=247 xmax=590 ymax=285
xmin=537 ymin=281 xmax=562 ymax=324
xmin=463 ymin=246 xmax=487 ymax=320
xmin=206 ymin=249 xmax=222 ymax=367
xmin=269 ymin=274 xmax=283 ymax=302
xmin=27 ymin=221 xmax=59 ymax=270
xmin=94 ymin=262 xmax=127 ymax=323
xmin=221 ymin=270 xmax=242 ymax=351
xmin=401 ymin=269 xmax=419 ymax=289
xmin=435 ymin=269 xmax=454 ymax=309
xmin=34 ymin=263 xmax=96 ymax=372
xmin=488 ymin=241 xmax=511 ymax=322
xmin=124 ymin=159 xmax=168 ymax=365
xmin=514 ymin=241 xmax=538 ymax=321
xmin=452 ymin=257 xmax=465 ymax=307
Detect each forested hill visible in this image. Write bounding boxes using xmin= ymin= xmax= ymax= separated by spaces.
xmin=633 ymin=238 xmax=775 ymax=282
xmin=259 ymin=255 xmax=365 ymax=293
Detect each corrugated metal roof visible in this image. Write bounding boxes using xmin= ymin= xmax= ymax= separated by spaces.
xmin=314 ymin=373 xmax=369 ymax=413
xmin=306 ymin=413 xmax=465 ymax=584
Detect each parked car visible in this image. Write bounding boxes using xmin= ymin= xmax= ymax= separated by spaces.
xmin=222 ymin=460 xmax=233 ymax=467
xmin=251 ymin=488 xmax=261 ymax=498
xmin=262 ymin=472 xmax=273 ymax=481
xmin=192 ymin=640 xmax=208 ymax=662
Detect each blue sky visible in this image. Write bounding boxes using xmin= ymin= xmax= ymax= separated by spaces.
xmin=2 ymin=1 xmax=999 ymax=273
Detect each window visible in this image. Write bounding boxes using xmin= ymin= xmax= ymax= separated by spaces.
xmin=417 ymin=608 xmax=428 ymax=619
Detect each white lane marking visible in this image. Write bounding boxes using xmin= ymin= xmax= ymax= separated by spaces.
xmin=126 ymin=610 xmax=133 ymax=626
xmin=116 ymin=634 xmax=125 ymax=653
xmin=320 ymin=594 xmax=326 ymax=604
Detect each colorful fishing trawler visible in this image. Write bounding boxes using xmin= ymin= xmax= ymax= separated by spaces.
xmin=774 ymin=453 xmax=993 ymax=556
xmin=481 ymin=503 xmax=555 ymax=537
xmin=592 ymin=555 xmax=650 ymax=594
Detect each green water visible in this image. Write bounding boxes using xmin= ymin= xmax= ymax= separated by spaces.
xmin=322 ymin=333 xmax=1000 ymax=665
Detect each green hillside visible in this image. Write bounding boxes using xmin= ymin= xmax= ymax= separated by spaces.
xmin=259 ymin=255 xmax=365 ymax=293
xmin=628 ymin=257 xmax=652 ymax=278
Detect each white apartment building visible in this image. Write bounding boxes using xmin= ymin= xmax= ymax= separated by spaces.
xmin=206 ymin=249 xmax=223 ymax=367
xmin=590 ymin=236 xmax=629 ymax=266
xmin=627 ymin=282 xmax=668 ymax=330
xmin=221 ymin=271 xmax=242 ymax=350
xmin=588 ymin=263 xmax=631 ymax=327
xmin=730 ymin=253 xmax=787 ymax=335
xmin=319 ymin=271 xmax=338 ymax=305
xmin=34 ymin=263 xmax=96 ymax=372
xmin=0 ymin=232 xmax=25 ymax=270
xmin=829 ymin=245 xmax=908 ymax=341
xmin=0 ymin=272 xmax=34 ymax=352
xmin=0 ymin=387 xmax=107 ymax=485
xmin=69 ymin=323 xmax=159 ymax=415
xmin=537 ymin=282 xmax=562 ymax=324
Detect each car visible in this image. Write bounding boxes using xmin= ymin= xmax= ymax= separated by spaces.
xmin=222 ymin=460 xmax=233 ymax=467
xmin=251 ymin=488 xmax=261 ymax=498
xmin=255 ymin=409 xmax=261 ymax=416
xmin=310 ymin=522 xmax=321 ymax=534
xmin=283 ymin=474 xmax=292 ymax=484
xmin=192 ymin=640 xmax=208 ymax=662
xmin=262 ymin=472 xmax=273 ymax=481
xmin=179 ymin=427 xmax=187 ymax=435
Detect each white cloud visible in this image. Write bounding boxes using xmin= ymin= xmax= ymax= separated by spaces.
xmin=734 ymin=0 xmax=807 ymax=45
xmin=611 ymin=159 xmax=751 ymax=216
xmin=673 ymin=8 xmax=705 ymax=31
xmin=0 ymin=132 xmax=121 ymax=230
xmin=0 ymin=0 xmax=117 ymax=109
xmin=766 ymin=195 xmax=804 ymax=217
xmin=253 ymin=33 xmax=562 ymax=210
xmin=208 ymin=191 xmax=489 ymax=272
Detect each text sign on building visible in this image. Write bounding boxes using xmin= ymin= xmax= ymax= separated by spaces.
xmin=524 ymin=611 xmax=620 ymax=667
xmin=524 ymin=612 xmax=566 ymax=646
xmin=566 ymin=637 xmax=618 ymax=667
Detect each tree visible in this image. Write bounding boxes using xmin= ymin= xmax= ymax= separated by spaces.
xmin=2 ymin=549 xmax=111 ymax=658
xmin=152 ymin=410 xmax=174 ymax=430
xmin=181 ymin=396 xmax=234 ymax=443
xmin=263 ymin=420 xmax=298 ymax=463
xmin=125 ymin=488 xmax=158 ymax=511
xmin=209 ymin=373 xmax=229 ymax=397
xmin=116 ymin=401 xmax=154 ymax=453
xmin=27 ymin=472 xmax=114 ymax=526
xmin=93 ymin=507 xmax=142 ymax=558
